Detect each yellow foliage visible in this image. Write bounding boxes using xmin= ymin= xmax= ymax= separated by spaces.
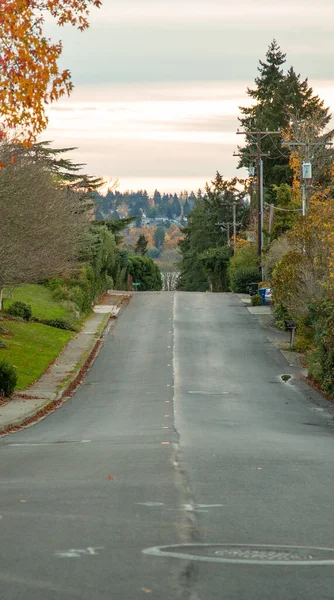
xmin=0 ymin=0 xmax=101 ymax=139
xmin=289 ymin=151 xmax=301 ymax=189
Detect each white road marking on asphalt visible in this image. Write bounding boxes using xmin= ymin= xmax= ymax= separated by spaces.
xmin=56 ymin=547 xmax=104 ymax=558
xmin=136 ymin=502 xmax=164 ymax=507
xmin=8 ymin=443 xmax=53 ymax=446
xmin=188 ymin=391 xmax=230 ymax=395
xmin=196 ymin=504 xmax=223 ymax=508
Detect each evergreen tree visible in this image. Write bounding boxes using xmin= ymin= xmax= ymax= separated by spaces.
xmin=172 ymin=196 xmax=181 ymax=217
xmin=166 ymin=203 xmax=174 ymax=220
xmin=177 ymin=173 xmax=249 ymax=291
xmin=183 ymin=198 xmax=191 ymax=216
xmin=135 ymin=233 xmax=148 ymax=256
xmin=153 ymin=189 xmax=162 ymax=207
xmin=154 ymin=227 xmax=166 ymax=249
xmin=238 ymin=40 xmax=331 ymax=190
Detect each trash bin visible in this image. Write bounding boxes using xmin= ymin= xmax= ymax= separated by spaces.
xmin=259 ymin=288 xmax=268 ymax=306
xmin=249 ymin=282 xmax=259 ymax=296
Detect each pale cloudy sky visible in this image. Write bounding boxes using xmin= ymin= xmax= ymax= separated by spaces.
xmin=44 ymin=0 xmax=334 ymax=193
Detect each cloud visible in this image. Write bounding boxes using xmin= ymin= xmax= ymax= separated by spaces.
xmin=89 ymin=0 xmax=333 ymax=27
xmin=45 ymin=80 xmax=334 ymax=193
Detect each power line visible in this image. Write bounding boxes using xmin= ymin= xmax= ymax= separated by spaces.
xmin=264 ymin=202 xmax=302 ymax=213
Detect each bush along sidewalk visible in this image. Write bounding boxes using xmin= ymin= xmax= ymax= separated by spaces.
xmin=0 ymin=360 xmax=17 ymax=398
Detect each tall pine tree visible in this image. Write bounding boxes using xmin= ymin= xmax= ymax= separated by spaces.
xmin=238 ymin=40 xmax=330 ymax=190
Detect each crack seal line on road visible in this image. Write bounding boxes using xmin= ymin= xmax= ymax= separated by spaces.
xmin=171 ymin=292 xmax=202 ymax=599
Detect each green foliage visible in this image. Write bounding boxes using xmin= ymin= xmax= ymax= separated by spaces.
xmin=272 ymin=302 xmax=291 ymax=330
xmin=251 ymin=293 xmax=262 ymax=306
xmin=271 ymin=251 xmax=304 ymax=311
xmin=230 ymin=244 xmax=258 ymax=270
xmin=267 ymin=184 xmax=300 ymax=241
xmin=34 ymin=318 xmax=76 ymax=331
xmin=0 ymin=360 xmax=17 ymax=397
xmin=230 ymin=267 xmax=261 ymax=293
xmin=135 ymin=233 xmax=148 ymax=256
xmin=92 ymin=217 xmax=137 ymax=244
xmin=307 ymin=297 xmax=334 ymax=395
xmin=32 ymin=142 xmax=105 ymax=204
xmin=228 ymin=243 xmax=258 ymax=288
xmin=128 ymin=255 xmax=162 ymax=291
xmin=7 ymin=301 xmax=32 ymax=321
xmin=46 ymin=224 xmax=127 ymax=316
xmin=198 ymin=246 xmax=233 ymax=292
xmin=0 ymin=320 xmax=73 ymax=390
xmin=177 ymin=174 xmax=249 ymax=291
xmin=154 ymin=227 xmax=166 ymax=249
xmin=238 ymin=40 xmax=331 ymax=189
xmin=2 ymin=284 xmax=74 ymax=322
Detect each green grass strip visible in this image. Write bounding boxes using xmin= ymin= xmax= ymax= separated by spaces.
xmin=2 ymin=284 xmax=72 ymax=321
xmin=0 ymin=320 xmax=74 ymax=390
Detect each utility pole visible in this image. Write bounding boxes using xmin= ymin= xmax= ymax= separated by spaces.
xmin=256 ymin=133 xmax=262 ymax=260
xmin=216 ymin=222 xmax=233 ymax=246
xmin=236 ymin=130 xmax=281 ymax=275
xmin=232 ymin=202 xmax=237 ymax=247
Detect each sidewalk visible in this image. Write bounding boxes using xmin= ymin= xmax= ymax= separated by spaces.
xmin=236 ymin=293 xmax=306 ymax=375
xmin=0 ymin=292 xmax=130 ymax=435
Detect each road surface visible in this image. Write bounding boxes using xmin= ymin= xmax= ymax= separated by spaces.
xmin=1 ymin=292 xmax=334 ymax=599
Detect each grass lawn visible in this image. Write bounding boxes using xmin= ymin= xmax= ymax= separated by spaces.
xmin=2 ymin=284 xmax=72 ymax=321
xmin=0 ymin=320 xmax=74 ymax=390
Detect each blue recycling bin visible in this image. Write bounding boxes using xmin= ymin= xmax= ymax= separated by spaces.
xmin=259 ymin=288 xmax=268 ymax=306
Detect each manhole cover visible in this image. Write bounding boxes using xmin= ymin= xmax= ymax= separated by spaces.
xmin=214 ymin=549 xmax=311 ymax=561
xmin=142 ymin=544 xmax=334 ymax=566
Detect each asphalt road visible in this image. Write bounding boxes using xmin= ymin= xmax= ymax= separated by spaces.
xmin=1 ymin=292 xmax=334 ymax=599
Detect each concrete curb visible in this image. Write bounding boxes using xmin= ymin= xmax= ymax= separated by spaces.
xmin=0 ymin=295 xmax=130 ymax=436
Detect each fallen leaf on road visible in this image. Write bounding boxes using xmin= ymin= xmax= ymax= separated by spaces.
xmin=141 ymin=588 xmax=152 ymax=594
xmin=107 ymin=475 xmax=114 ymax=480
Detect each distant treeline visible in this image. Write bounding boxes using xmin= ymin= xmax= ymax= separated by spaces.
xmin=94 ymin=188 xmax=198 ymax=224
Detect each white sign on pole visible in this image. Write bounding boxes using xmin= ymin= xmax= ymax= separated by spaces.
xmin=302 ymin=162 xmax=312 ymax=179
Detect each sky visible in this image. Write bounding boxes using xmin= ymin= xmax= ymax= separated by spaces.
xmin=44 ymin=0 xmax=334 ymax=194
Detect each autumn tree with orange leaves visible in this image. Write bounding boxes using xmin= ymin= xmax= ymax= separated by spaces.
xmin=0 ymin=0 xmax=102 ymax=138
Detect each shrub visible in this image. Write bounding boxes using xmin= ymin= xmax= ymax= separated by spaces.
xmin=36 ymin=318 xmax=76 ymax=331
xmin=128 ymin=255 xmax=162 ymax=291
xmin=251 ymin=293 xmax=262 ymax=306
xmin=0 ymin=360 xmax=17 ymax=397
xmin=308 ymin=297 xmax=334 ymax=396
xmin=272 ymin=302 xmax=291 ymax=330
xmin=7 ymin=301 xmax=32 ymax=321
xmin=230 ymin=267 xmax=261 ymax=293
